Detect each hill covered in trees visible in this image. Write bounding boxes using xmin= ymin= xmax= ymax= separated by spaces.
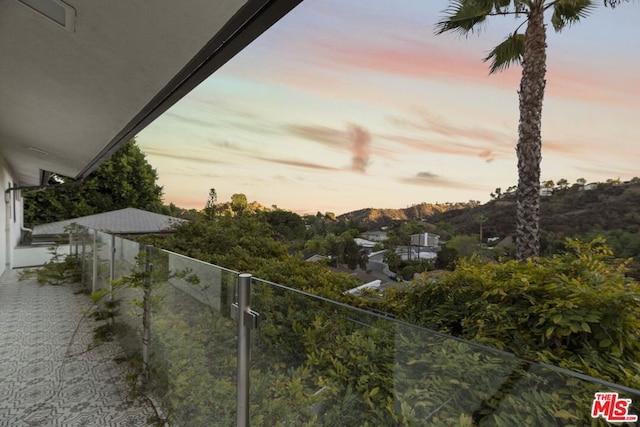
xmin=337 ymin=201 xmax=480 ymax=227
xmin=429 ymin=180 xmax=640 ymax=238
xmin=340 ymin=180 xmax=640 ymax=240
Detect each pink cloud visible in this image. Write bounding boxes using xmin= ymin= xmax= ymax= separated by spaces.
xmin=233 ymin=28 xmax=639 ymax=108
xmin=285 ymin=123 xmax=393 ymax=161
xmin=308 ymin=37 xmax=522 ymax=89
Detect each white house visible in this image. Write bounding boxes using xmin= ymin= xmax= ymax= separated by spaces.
xmin=354 ymin=238 xmax=377 ymax=249
xmin=0 ymin=0 xmax=300 ymax=275
xmin=540 ymin=187 xmax=554 ymax=197
xmin=362 ymin=231 xmax=388 ymax=242
xmin=410 ymin=233 xmax=440 ymax=248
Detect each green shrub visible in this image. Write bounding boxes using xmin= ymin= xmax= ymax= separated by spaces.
xmin=389 ymin=238 xmax=640 ymax=390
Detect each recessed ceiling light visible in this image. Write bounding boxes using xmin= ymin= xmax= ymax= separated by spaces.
xmin=18 ymin=0 xmax=75 ymax=32
xmin=28 ymin=146 xmax=50 ymax=156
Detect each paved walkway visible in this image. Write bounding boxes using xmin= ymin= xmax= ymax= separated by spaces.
xmin=0 ymin=269 xmax=156 ymax=426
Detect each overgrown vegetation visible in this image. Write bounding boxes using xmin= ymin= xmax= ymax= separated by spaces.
xmin=19 ymin=246 xmax=82 ymax=286
xmin=130 ymin=235 xmax=640 ymax=425
xmin=28 ymin=182 xmax=640 ymax=425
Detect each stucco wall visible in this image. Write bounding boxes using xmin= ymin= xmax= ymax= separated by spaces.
xmin=1 ymin=152 xmax=23 ymax=275
xmin=13 ymin=244 xmax=72 ymax=269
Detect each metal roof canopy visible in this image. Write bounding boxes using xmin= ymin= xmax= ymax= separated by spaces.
xmin=32 ymin=208 xmax=187 ymax=236
xmin=0 ymin=0 xmax=301 ymax=186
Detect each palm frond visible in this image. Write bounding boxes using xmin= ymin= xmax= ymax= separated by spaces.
xmin=435 ymin=0 xmax=493 ymax=36
xmin=483 ymin=32 xmax=525 ymax=74
xmin=551 ymin=0 xmax=597 ymax=32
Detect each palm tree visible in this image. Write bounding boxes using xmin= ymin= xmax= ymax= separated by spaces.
xmin=474 ymin=213 xmax=488 ymax=243
xmin=436 ymin=0 xmax=627 ymax=260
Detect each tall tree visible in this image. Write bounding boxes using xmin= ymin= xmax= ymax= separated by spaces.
xmin=231 ymin=193 xmax=248 ymax=214
xmin=474 ymin=213 xmax=488 ymax=243
xmin=24 ymin=139 xmax=164 ymax=225
xmin=436 ymin=0 xmax=626 ymax=260
xmin=204 ymin=188 xmax=218 ymax=219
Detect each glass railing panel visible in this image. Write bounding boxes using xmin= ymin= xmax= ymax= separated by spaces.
xmin=250 ymin=278 xmax=402 ymax=425
xmin=95 ymin=231 xmax=112 ymax=291
xmin=391 ymin=322 xmax=519 ymax=425
xmin=67 ymin=228 xmax=640 ymax=425
xmin=147 ymin=250 xmax=239 ymax=426
xmin=81 ymin=228 xmax=94 ymax=288
xmin=251 ymin=279 xmax=640 ymax=426
xmin=109 ymin=236 xmax=145 ymax=359
xmin=114 ymin=236 xmax=141 ymax=279
xmin=486 ymin=358 xmax=639 ymax=426
xmin=394 ymin=322 xmax=640 ymax=425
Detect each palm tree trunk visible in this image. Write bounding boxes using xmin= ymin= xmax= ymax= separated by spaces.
xmin=516 ymin=2 xmax=547 ymax=260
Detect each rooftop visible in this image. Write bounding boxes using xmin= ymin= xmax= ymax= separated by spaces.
xmin=32 ymin=207 xmax=186 ymax=236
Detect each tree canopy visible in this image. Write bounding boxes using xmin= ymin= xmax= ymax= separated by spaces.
xmin=24 ymin=139 xmax=164 ymax=225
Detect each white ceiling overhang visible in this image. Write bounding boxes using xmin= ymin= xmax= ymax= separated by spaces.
xmin=0 ymin=0 xmax=301 ymax=186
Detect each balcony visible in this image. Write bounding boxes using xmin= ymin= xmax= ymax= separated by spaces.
xmin=1 ymin=226 xmax=639 ymax=426
xmin=0 ymin=266 xmax=155 ymax=425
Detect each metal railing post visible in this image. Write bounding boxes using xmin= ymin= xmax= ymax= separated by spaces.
xmin=110 ymin=235 xmax=116 ymax=283
xmin=92 ymin=230 xmax=98 ymax=293
xmin=81 ymin=229 xmax=86 ymax=286
xmin=142 ymin=245 xmax=153 ymax=381
xmin=74 ymin=224 xmax=79 ymax=258
xmin=235 ymin=273 xmax=256 ymax=427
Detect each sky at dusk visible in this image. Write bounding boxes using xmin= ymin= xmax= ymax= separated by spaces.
xmin=136 ymin=0 xmax=640 ymax=215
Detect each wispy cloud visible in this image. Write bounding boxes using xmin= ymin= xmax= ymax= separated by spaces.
xmin=143 ymin=147 xmax=227 ymax=165
xmin=383 ymin=109 xmax=516 ymax=162
xmin=165 ymin=112 xmax=220 ymax=130
xmin=575 ymin=164 xmax=638 ymax=178
xmin=285 ymin=124 xmax=347 ymax=150
xmin=193 ymin=97 xmax=261 ymax=120
xmin=256 ymin=157 xmax=341 ymax=171
xmin=399 ymin=171 xmax=483 ymax=190
xmin=285 ymin=123 xmax=390 ymax=168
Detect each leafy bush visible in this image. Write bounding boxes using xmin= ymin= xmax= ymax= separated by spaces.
xmin=389 ymin=238 xmax=640 ymax=390
xmin=20 ymin=246 xmax=83 ymax=286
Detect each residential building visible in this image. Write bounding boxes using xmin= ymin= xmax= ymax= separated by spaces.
xmin=362 ymin=230 xmax=388 ymax=241
xmin=410 ymin=232 xmax=440 ymax=248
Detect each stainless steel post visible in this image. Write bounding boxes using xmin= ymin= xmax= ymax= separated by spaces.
xmin=236 ymin=273 xmax=252 ymax=427
xmin=74 ymin=224 xmax=79 ymax=257
xmin=81 ymin=229 xmax=86 ymax=286
xmin=92 ymin=230 xmax=98 ymax=293
xmin=110 ymin=234 xmax=116 ymax=283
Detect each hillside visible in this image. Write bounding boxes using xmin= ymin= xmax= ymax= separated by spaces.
xmin=340 ymin=182 xmax=640 ymax=239
xmin=432 ymin=182 xmax=640 ymax=238
xmin=338 ymin=202 xmax=479 ymax=227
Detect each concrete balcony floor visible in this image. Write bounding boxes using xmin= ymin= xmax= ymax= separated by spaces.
xmin=0 ymin=270 xmax=155 ymax=426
